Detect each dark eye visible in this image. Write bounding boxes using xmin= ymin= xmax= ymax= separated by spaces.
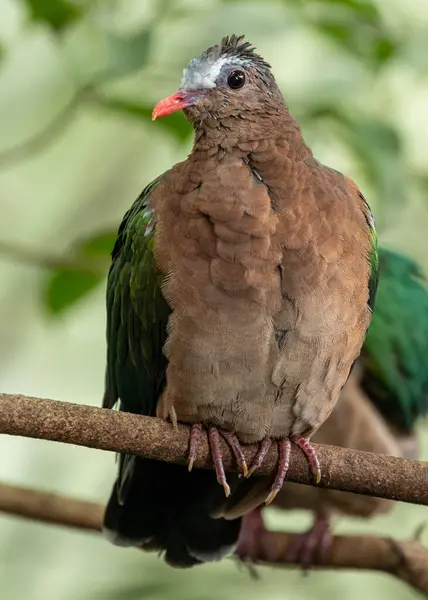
xmin=227 ymin=70 xmax=246 ymax=89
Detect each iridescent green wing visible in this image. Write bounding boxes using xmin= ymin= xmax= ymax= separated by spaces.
xmin=362 ymin=248 xmax=428 ymax=431
xmin=102 ymin=177 xmax=171 ymax=499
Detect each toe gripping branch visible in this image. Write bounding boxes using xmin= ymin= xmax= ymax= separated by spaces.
xmin=187 ymin=424 xmax=321 ymax=502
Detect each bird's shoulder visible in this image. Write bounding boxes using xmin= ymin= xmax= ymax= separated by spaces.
xmin=103 ymin=174 xmax=171 ymax=413
xmin=329 ymin=170 xmax=379 ymax=311
xmin=111 ymin=174 xmax=167 ymax=260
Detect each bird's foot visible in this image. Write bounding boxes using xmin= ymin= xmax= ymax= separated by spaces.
xmin=187 ymin=423 xmax=202 ymax=472
xmin=187 ymin=425 xmax=321 ymax=501
xmin=221 ymin=430 xmax=249 ymax=477
xmin=293 ymin=437 xmax=321 ymax=484
xmin=187 ymin=424 xmax=248 ymax=497
xmin=236 ymin=508 xmax=332 ymax=571
xmin=284 ymin=511 xmax=332 ymax=568
xmin=265 ymin=439 xmax=292 ymax=505
xmin=246 ymin=436 xmax=321 ymax=505
xmin=246 ymin=438 xmax=272 ymax=478
xmin=235 ymin=507 xmax=277 ymax=564
xmin=235 ymin=507 xmax=265 ymax=560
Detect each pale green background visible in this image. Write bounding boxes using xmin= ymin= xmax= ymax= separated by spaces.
xmin=0 ymin=1 xmax=428 ymax=599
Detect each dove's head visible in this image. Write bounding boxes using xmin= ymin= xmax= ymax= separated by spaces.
xmin=152 ymin=35 xmax=285 ymax=131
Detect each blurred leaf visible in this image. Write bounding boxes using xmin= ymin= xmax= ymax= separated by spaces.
xmin=78 ymin=231 xmax=117 ymax=257
xmin=92 ymin=94 xmax=191 ymax=142
xmin=44 ymin=269 xmax=102 ymax=314
xmin=293 ymin=0 xmax=398 ymax=67
xmin=220 ymin=0 xmax=397 ymax=66
xmin=316 ymin=20 xmax=397 ymax=66
xmin=24 ymin=0 xmax=84 ymax=32
xmin=348 ymin=119 xmax=405 ymax=226
xmin=302 ymin=105 xmax=405 ymax=228
xmin=373 ymin=36 xmax=396 ymax=64
xmin=310 ymin=0 xmax=378 ymax=20
xmin=103 ymin=28 xmax=152 ymax=78
xmin=43 ymin=230 xmax=115 ymax=315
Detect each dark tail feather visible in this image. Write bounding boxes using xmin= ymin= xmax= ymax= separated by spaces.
xmin=102 ymin=457 xmax=242 ymax=567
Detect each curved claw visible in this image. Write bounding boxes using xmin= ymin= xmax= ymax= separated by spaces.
xmin=208 ymin=427 xmax=231 ymax=497
xmin=187 ymin=426 xmax=323 ymax=500
xmin=188 ymin=423 xmax=202 ymax=472
xmin=246 ymin=438 xmax=272 ymax=478
xmin=222 ymin=481 xmax=231 ymax=497
xmin=247 ymin=434 xmax=322 ymax=506
xmin=265 ymin=439 xmax=291 ymax=505
xmin=221 ymin=431 xmax=248 ymax=477
xmin=187 ymin=424 xmax=240 ymax=496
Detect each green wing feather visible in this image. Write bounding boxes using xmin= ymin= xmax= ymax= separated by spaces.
xmin=361 ymin=247 xmax=428 ymax=432
xmin=103 ymin=177 xmax=171 ymax=500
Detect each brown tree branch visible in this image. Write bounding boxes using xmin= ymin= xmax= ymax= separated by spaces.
xmin=0 ymin=392 xmax=427 ymax=504
xmin=0 ymin=481 xmax=427 ymax=596
xmin=0 ymin=482 xmax=103 ymax=531
xmin=247 ymin=530 xmax=428 ymax=595
xmin=0 ymin=393 xmax=427 ymax=502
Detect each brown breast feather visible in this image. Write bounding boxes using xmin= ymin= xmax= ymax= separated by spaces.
xmin=151 ymin=139 xmax=372 ymax=446
xmin=270 ymin=369 xmax=403 ymax=519
xmin=216 ymin=369 xmax=401 ymax=520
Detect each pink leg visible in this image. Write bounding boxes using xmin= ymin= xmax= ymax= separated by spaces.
xmin=236 ymin=507 xmax=280 ymax=564
xmin=247 ymin=438 xmax=272 ymax=478
xmin=235 ymin=507 xmax=265 ymax=560
xmin=208 ymin=427 xmax=231 ymax=497
xmin=187 ymin=424 xmax=248 ymax=496
xmin=265 ymin=439 xmax=291 ymax=505
xmin=188 ymin=423 xmax=202 ymax=472
xmin=188 ymin=424 xmax=229 ymax=494
xmin=221 ymin=431 xmax=248 ymax=477
xmin=246 ymin=436 xmax=321 ymax=504
xmin=188 ymin=426 xmax=321 ymax=501
xmin=284 ymin=510 xmax=332 ymax=567
xmin=237 ymin=508 xmax=332 ymax=569
xmin=293 ymin=437 xmax=321 ymax=483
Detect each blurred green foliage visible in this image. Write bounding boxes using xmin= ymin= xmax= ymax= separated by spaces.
xmin=2 ymin=0 xmax=418 ymax=314
xmin=92 ymin=93 xmax=190 ymax=142
xmin=24 ymin=0 xmax=84 ymax=32
xmin=43 ymin=231 xmax=113 ymax=314
xmin=101 ymin=28 xmax=153 ymax=79
xmin=294 ymin=0 xmax=399 ymax=66
xmin=1 ymin=2 xmax=428 ymax=599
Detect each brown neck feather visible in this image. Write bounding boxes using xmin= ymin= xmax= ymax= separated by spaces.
xmin=190 ymin=106 xmax=314 ymax=211
xmin=192 ymin=105 xmax=304 ymax=147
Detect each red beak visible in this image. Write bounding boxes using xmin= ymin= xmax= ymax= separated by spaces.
xmin=152 ymin=90 xmax=202 ymax=120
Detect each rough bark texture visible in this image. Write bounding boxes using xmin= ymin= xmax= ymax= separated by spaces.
xmin=0 ymin=393 xmax=427 ymax=505
xmin=0 ymin=481 xmax=427 ymax=596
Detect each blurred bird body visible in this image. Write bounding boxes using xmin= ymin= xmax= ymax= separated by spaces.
xmin=275 ymin=365 xmax=409 ymax=520
xmin=102 ymin=35 xmax=376 ymax=567
xmin=277 ymin=248 xmax=428 ymax=514
xmin=237 ymin=248 xmax=428 ymax=564
xmin=361 ymin=249 xmax=428 ymax=435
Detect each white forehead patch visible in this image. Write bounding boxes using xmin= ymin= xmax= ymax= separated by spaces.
xmin=180 ymin=55 xmax=244 ymax=91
